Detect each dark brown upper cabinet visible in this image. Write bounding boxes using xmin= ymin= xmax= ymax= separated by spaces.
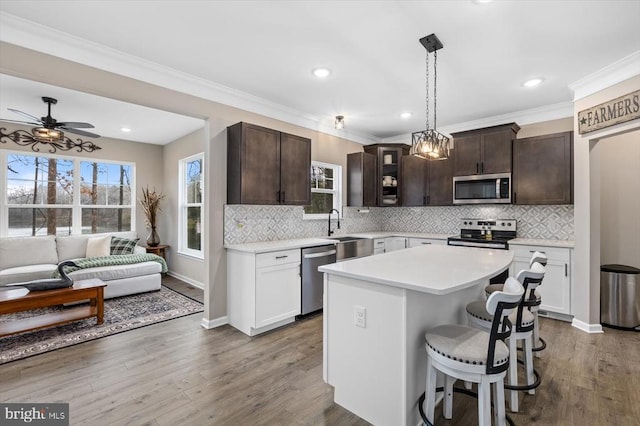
xmin=401 ymin=155 xmax=453 ymax=207
xmin=363 ymin=144 xmax=410 ymax=207
xmin=227 ymin=122 xmax=311 ymax=205
xmin=451 ymin=123 xmax=520 ymax=176
xmin=513 ymin=131 xmax=573 ymax=205
xmin=347 ymin=152 xmax=377 ymax=207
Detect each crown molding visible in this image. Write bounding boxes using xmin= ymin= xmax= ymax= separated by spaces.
xmin=569 ymin=50 xmax=640 ymax=101
xmin=380 ymin=101 xmax=573 ymax=144
xmin=0 ymin=12 xmax=379 ymax=145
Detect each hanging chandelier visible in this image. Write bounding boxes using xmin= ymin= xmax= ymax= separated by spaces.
xmin=409 ymin=34 xmax=451 ymax=160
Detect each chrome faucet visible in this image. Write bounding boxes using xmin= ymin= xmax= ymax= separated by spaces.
xmin=328 ymin=209 xmax=341 ymax=236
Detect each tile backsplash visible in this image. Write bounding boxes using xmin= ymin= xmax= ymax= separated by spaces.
xmin=224 ymin=204 xmax=574 ymax=244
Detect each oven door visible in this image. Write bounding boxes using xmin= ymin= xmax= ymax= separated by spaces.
xmin=453 ymin=173 xmax=511 ymax=204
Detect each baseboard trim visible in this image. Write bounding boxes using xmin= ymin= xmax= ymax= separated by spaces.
xmin=201 ymin=316 xmax=228 ymax=329
xmin=571 ymin=318 xmax=604 ymax=333
xmin=166 ymin=271 xmax=204 ymax=289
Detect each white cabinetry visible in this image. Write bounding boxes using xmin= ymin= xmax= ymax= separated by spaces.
xmin=407 ymin=237 xmax=447 ymax=248
xmin=373 ymin=238 xmax=386 ymax=255
xmin=228 ymin=248 xmax=301 ymax=336
xmin=385 ymin=237 xmax=408 ymax=252
xmin=510 ymin=244 xmax=572 ymax=316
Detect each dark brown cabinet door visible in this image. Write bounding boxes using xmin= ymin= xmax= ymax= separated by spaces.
xmin=401 ymin=155 xmax=428 ymax=206
xmin=453 ymin=135 xmax=481 ymax=176
xmin=280 ymin=132 xmax=311 ymax=205
xmin=513 ymin=131 xmax=573 ymax=205
xmin=452 ymin=123 xmax=519 ymax=176
xmin=481 ymin=131 xmax=513 ymax=174
xmin=347 ymin=152 xmax=377 ymax=206
xmin=428 ymin=158 xmax=454 ymax=206
xmin=227 ymin=122 xmax=311 ymax=205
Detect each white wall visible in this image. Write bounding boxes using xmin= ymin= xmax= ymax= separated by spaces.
xmin=599 ymin=131 xmax=640 ymax=267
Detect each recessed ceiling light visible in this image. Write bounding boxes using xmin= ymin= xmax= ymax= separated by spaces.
xmin=472 ymin=0 xmax=493 ymax=4
xmin=120 ymin=127 xmax=131 ymax=133
xmin=522 ymin=78 xmax=544 ymax=88
xmin=400 ymin=112 xmax=412 ymax=119
xmin=312 ymin=68 xmax=331 ymax=78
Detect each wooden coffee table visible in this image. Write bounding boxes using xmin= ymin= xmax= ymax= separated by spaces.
xmin=0 ymin=278 xmax=106 ymax=337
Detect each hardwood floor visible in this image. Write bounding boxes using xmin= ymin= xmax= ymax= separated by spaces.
xmin=1 ymin=278 xmax=639 ymax=425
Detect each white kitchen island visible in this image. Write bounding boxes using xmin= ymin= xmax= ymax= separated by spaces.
xmin=319 ymin=244 xmax=514 ymax=426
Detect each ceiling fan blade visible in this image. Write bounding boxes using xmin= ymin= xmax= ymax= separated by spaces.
xmin=60 ymin=127 xmax=101 ymax=138
xmin=0 ymin=118 xmax=41 ymax=126
xmin=56 ymin=121 xmax=95 ymax=129
xmin=8 ymin=108 xmax=43 ymax=123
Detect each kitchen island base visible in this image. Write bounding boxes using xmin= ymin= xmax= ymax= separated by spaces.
xmin=323 ymin=274 xmax=486 ymax=426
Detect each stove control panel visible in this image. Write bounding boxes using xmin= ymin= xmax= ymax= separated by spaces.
xmin=460 ymin=219 xmax=517 ymax=232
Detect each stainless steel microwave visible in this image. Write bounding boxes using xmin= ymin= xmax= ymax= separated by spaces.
xmin=453 ymin=173 xmax=511 ymax=204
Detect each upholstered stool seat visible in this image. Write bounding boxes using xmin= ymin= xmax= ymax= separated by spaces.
xmin=425 ymin=324 xmax=510 ymax=367
xmin=422 ymin=277 xmax=524 ymax=426
xmin=469 ymin=263 xmax=546 ymax=413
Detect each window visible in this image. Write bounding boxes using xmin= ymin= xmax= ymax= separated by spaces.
xmin=179 ymin=153 xmax=204 ymax=258
xmin=303 ymin=161 xmax=342 ymax=219
xmin=2 ymin=152 xmax=134 ymax=237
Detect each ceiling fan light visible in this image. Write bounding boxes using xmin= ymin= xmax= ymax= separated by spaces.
xmin=32 ymin=127 xmax=64 ymax=142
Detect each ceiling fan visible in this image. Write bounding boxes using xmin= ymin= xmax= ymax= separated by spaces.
xmin=2 ymin=96 xmax=100 ymax=140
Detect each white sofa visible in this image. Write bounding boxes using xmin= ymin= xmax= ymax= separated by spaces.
xmin=0 ymin=232 xmax=162 ymax=299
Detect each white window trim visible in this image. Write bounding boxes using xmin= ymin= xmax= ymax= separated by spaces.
xmin=1 ymin=150 xmax=135 ymax=237
xmin=178 ymin=152 xmax=204 ymax=259
xmin=303 ymin=160 xmax=343 ymax=220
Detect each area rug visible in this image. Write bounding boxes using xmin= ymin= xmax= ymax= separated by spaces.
xmin=0 ymin=286 xmax=203 ymax=364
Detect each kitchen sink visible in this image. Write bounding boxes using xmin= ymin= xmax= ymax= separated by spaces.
xmin=328 ymin=236 xmax=374 ymax=261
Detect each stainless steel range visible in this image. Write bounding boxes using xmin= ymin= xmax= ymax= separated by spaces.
xmin=447 ymin=219 xmax=517 ymax=250
xmin=448 ymin=219 xmax=517 ymax=283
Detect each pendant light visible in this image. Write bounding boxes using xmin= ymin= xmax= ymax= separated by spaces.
xmin=409 ymin=34 xmax=451 ymax=160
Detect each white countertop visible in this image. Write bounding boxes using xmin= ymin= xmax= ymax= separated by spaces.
xmin=319 ymin=244 xmax=513 ymax=295
xmin=224 ymin=233 xmax=573 ymax=253
xmin=509 ymin=238 xmax=574 ymax=248
xmin=225 ymin=238 xmax=337 ymax=253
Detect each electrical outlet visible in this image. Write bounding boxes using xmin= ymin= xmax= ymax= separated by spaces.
xmin=354 ymin=305 xmax=366 ymax=328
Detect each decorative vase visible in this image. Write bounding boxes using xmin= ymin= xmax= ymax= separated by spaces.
xmin=147 ymin=226 xmax=160 ymax=247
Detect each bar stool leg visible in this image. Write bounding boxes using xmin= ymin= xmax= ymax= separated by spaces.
xmin=444 ymin=375 xmax=455 ymax=419
xmin=533 ymin=311 xmax=542 ymax=358
xmin=508 ymin=336 xmax=519 ymax=412
xmin=524 ymin=335 xmax=535 ymax=395
xmin=425 ymin=355 xmax=437 ymax=423
xmin=493 ymin=381 xmax=506 ymax=426
xmin=478 ymin=377 xmax=491 ymax=426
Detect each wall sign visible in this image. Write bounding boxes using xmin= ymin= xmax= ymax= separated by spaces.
xmin=578 ymin=90 xmax=640 ymax=134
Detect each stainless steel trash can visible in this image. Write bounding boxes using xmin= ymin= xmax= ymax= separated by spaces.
xmin=600 ymin=264 xmax=640 ymax=330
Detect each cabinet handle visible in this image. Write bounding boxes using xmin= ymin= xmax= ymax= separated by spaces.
xmin=423 ymin=196 xmax=426 ymax=206
xmin=513 ymin=191 xmax=517 ymax=204
xmin=481 ymin=162 xmax=484 ymax=173
xmin=476 ymin=163 xmax=479 ymax=174
xmin=529 ymin=250 xmax=546 ymax=254
xmin=277 ymin=190 xmax=281 ymax=202
xmin=376 ymin=241 xmax=385 ymax=245
xmin=565 ymin=263 xmax=568 ymax=277
xmin=421 ymin=242 xmax=432 ymax=245
xmin=282 ymin=191 xmax=286 ymax=203
xmin=275 ymin=255 xmax=289 ymax=260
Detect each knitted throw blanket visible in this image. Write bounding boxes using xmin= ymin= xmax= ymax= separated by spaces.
xmin=52 ymin=253 xmax=168 ymax=277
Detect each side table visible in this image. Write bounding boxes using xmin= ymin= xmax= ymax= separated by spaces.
xmin=145 ymin=244 xmax=169 ymax=260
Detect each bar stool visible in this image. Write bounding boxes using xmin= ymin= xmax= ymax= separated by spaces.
xmin=422 ymin=277 xmax=524 ymax=426
xmin=486 ymin=251 xmax=548 ymax=357
xmin=467 ymin=263 xmax=546 ymax=413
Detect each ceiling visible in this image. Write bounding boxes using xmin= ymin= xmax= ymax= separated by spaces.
xmin=0 ymin=1 xmax=639 ymax=145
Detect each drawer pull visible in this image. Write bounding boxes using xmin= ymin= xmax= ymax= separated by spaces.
xmin=421 ymin=242 xmax=432 ymax=245
xmin=376 ymin=241 xmax=385 ymax=245
xmin=275 ymin=255 xmax=289 ymax=260
xmin=565 ymin=263 xmax=568 ymax=277
xmin=529 ymin=250 xmax=546 ymax=254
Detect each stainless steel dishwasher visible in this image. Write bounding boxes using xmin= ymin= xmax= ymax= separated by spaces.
xmin=301 ymin=245 xmax=336 ymax=315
